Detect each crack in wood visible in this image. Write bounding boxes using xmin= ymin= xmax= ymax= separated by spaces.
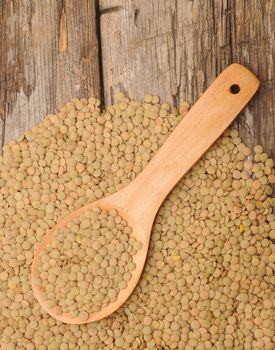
xmin=99 ymin=6 xmax=122 ymax=15
xmin=59 ymin=8 xmax=68 ymax=53
xmin=226 ymin=0 xmax=233 ymax=63
xmin=171 ymin=0 xmax=180 ymax=107
xmin=134 ymin=6 xmax=140 ymax=27
xmin=95 ymin=0 xmax=106 ymax=106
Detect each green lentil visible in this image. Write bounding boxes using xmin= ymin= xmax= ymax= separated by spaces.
xmin=0 ymin=93 xmax=274 ymax=350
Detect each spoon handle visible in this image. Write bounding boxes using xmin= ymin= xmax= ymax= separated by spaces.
xmin=117 ymin=64 xmax=259 ymax=224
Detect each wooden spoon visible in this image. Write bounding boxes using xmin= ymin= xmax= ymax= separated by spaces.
xmin=31 ymin=63 xmax=259 ymax=324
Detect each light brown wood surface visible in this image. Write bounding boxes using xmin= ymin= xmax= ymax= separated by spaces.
xmin=0 ymin=0 xmax=101 ymax=149
xmin=100 ymin=0 xmax=274 ymax=158
xmin=31 ymin=64 xmax=259 ymax=323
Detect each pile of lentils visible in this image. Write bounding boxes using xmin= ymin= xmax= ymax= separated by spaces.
xmin=0 ymin=92 xmax=274 ymax=350
xmin=35 ymin=207 xmax=142 ymax=321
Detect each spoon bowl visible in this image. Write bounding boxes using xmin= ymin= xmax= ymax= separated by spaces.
xmin=31 ymin=64 xmax=260 ymax=324
xmin=31 ymin=191 xmax=152 ymax=324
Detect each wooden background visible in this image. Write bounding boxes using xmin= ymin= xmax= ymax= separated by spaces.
xmin=0 ymin=0 xmax=274 ymax=158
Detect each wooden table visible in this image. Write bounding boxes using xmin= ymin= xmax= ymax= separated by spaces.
xmin=0 ymin=0 xmax=274 ymax=158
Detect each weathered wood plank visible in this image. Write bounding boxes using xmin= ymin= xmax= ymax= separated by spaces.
xmin=232 ymin=0 xmax=274 ymax=157
xmin=0 ymin=0 xmax=101 ymax=150
xmin=100 ymin=0 xmax=274 ymax=158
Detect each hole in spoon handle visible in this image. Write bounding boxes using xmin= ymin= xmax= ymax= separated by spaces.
xmin=230 ymin=84 xmax=241 ymax=94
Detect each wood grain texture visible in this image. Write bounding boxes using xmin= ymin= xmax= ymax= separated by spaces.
xmin=100 ymin=0 xmax=274 ymax=157
xmin=0 ymin=0 xmax=101 ymax=150
xmin=0 ymin=1 xmax=273 ymax=157
xmin=232 ymin=1 xmax=274 ymax=157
